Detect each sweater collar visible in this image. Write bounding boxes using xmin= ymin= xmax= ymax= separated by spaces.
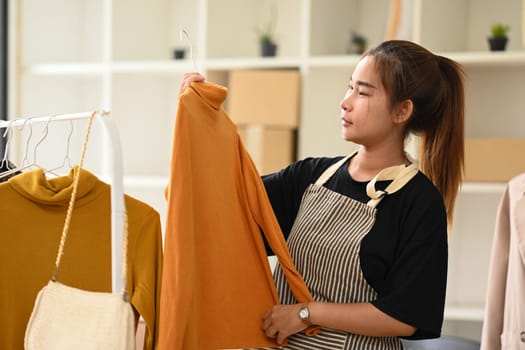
xmin=187 ymin=81 xmax=227 ymax=110
xmin=7 ymin=166 xmax=100 ymax=206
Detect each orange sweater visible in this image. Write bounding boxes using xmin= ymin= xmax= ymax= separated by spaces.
xmin=158 ymin=82 xmax=314 ymax=349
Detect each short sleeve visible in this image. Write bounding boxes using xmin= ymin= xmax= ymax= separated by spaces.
xmin=263 ymin=157 xmax=345 ymax=237
xmin=365 ymin=175 xmax=448 ymax=339
xmin=262 ymin=157 xmax=344 ymax=255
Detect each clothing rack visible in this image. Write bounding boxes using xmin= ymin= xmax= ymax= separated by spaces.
xmin=0 ymin=111 xmax=126 ymax=293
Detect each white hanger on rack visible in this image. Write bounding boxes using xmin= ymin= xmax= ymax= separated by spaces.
xmin=46 ymin=119 xmax=74 ymax=175
xmin=19 ymin=118 xmax=33 ymax=167
xmin=0 ymin=115 xmax=59 ymax=179
xmin=0 ymin=119 xmax=29 ymax=179
xmin=0 ymin=119 xmax=17 ymax=171
xmin=32 ymin=116 xmax=57 ymax=175
xmin=0 ymin=116 xmax=80 ymax=179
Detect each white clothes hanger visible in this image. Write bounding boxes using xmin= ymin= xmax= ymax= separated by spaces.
xmin=32 ymin=116 xmax=59 ymax=175
xmin=0 ymin=119 xmax=30 ymax=179
xmin=0 ymin=115 xmax=59 ymax=179
xmin=46 ymin=119 xmax=74 ymax=175
xmin=0 ymin=119 xmax=17 ymax=171
xmin=180 ymin=29 xmax=200 ymax=73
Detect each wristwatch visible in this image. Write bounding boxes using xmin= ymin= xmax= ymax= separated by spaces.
xmin=298 ymin=302 xmax=312 ymax=326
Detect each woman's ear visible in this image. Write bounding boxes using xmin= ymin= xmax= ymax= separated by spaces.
xmin=393 ymin=99 xmax=413 ymax=124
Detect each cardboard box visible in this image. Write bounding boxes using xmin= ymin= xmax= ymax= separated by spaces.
xmin=238 ymin=124 xmax=296 ymax=175
xmin=464 ymin=138 xmax=525 ymax=182
xmin=228 ymin=70 xmax=300 ymax=127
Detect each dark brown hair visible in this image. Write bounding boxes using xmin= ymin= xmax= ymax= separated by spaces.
xmin=366 ymin=40 xmax=465 ymax=225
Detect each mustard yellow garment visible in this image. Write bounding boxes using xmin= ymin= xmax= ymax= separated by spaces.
xmin=158 ymin=82 xmax=315 ymax=350
xmin=0 ymin=167 xmax=163 ymax=350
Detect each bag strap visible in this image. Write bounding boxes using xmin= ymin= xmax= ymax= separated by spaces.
xmin=51 ymin=111 xmax=129 ymax=299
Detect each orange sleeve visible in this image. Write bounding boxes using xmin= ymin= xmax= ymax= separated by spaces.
xmin=238 ymin=136 xmax=320 ymax=335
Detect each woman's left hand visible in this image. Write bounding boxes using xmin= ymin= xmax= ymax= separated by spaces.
xmin=262 ymin=304 xmax=307 ymax=344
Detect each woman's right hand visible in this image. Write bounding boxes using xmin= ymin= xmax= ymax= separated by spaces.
xmin=179 ymin=72 xmax=206 ymax=94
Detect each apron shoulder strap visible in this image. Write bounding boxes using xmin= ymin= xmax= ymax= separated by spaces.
xmin=314 ymin=153 xmax=354 ymax=186
xmin=366 ymin=162 xmax=418 ymax=208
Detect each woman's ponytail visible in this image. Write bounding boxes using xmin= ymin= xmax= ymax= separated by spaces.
xmin=419 ymin=56 xmax=465 ymax=224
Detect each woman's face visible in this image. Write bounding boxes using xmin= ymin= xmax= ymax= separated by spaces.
xmin=339 ymin=56 xmax=400 ymax=148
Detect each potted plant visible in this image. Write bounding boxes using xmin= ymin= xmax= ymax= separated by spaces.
xmin=488 ymin=23 xmax=510 ymax=51
xmin=258 ymin=29 xmax=277 ymax=57
xmin=349 ymin=31 xmax=367 ymax=55
xmin=256 ymin=4 xmax=278 ymax=57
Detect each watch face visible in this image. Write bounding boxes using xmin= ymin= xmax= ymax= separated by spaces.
xmin=299 ymin=307 xmax=309 ymax=319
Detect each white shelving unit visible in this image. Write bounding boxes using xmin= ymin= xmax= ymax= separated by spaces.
xmin=9 ymin=0 xmax=525 ymax=343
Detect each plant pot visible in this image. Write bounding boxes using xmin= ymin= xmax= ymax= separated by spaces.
xmin=260 ymin=42 xmax=277 ymax=57
xmin=488 ymin=37 xmax=508 ymax=51
xmin=173 ymin=48 xmax=186 ymax=59
xmin=348 ymin=43 xmax=366 ymax=55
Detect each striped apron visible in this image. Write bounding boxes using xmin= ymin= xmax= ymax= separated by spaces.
xmin=267 ymin=155 xmax=418 ymax=350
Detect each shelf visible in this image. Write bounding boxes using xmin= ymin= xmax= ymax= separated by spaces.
xmin=112 ymin=61 xmax=195 ymax=74
xmin=445 ymin=51 xmax=525 ymax=67
xmin=460 ymin=182 xmax=507 ymax=193
xmin=307 ymin=51 xmax=525 ymax=69
xmin=23 ymin=50 xmax=525 ymax=77
xmin=23 ymin=62 xmax=106 ymax=76
xmin=307 ymin=55 xmax=361 ymax=68
xmin=444 ymin=306 xmax=485 ymax=322
xmin=205 ymin=57 xmax=302 ymax=71
xmin=24 ymin=61 xmax=193 ymax=76
xmin=23 ymin=58 xmax=303 ymax=77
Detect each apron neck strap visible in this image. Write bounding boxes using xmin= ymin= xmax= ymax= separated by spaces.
xmin=313 ymin=150 xmax=419 ymax=209
xmin=366 ymin=162 xmax=418 ymax=208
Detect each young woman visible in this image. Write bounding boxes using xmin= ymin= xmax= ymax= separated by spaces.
xmin=180 ymin=39 xmax=465 ymax=350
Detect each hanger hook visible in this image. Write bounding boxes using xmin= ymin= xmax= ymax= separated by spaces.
xmin=180 ymin=29 xmax=199 ymax=73
xmin=1 ymin=121 xmax=11 ymax=138
xmin=32 ymin=115 xmax=55 ymax=165
xmin=63 ymin=119 xmax=74 ymax=168
xmin=21 ymin=121 xmax=33 ymax=167
xmin=1 ymin=119 xmax=17 ymax=169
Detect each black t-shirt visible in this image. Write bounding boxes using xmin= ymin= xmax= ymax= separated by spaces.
xmin=262 ymin=156 xmax=448 ymax=339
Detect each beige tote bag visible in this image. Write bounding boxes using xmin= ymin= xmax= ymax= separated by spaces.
xmin=24 ymin=112 xmax=135 ymax=350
